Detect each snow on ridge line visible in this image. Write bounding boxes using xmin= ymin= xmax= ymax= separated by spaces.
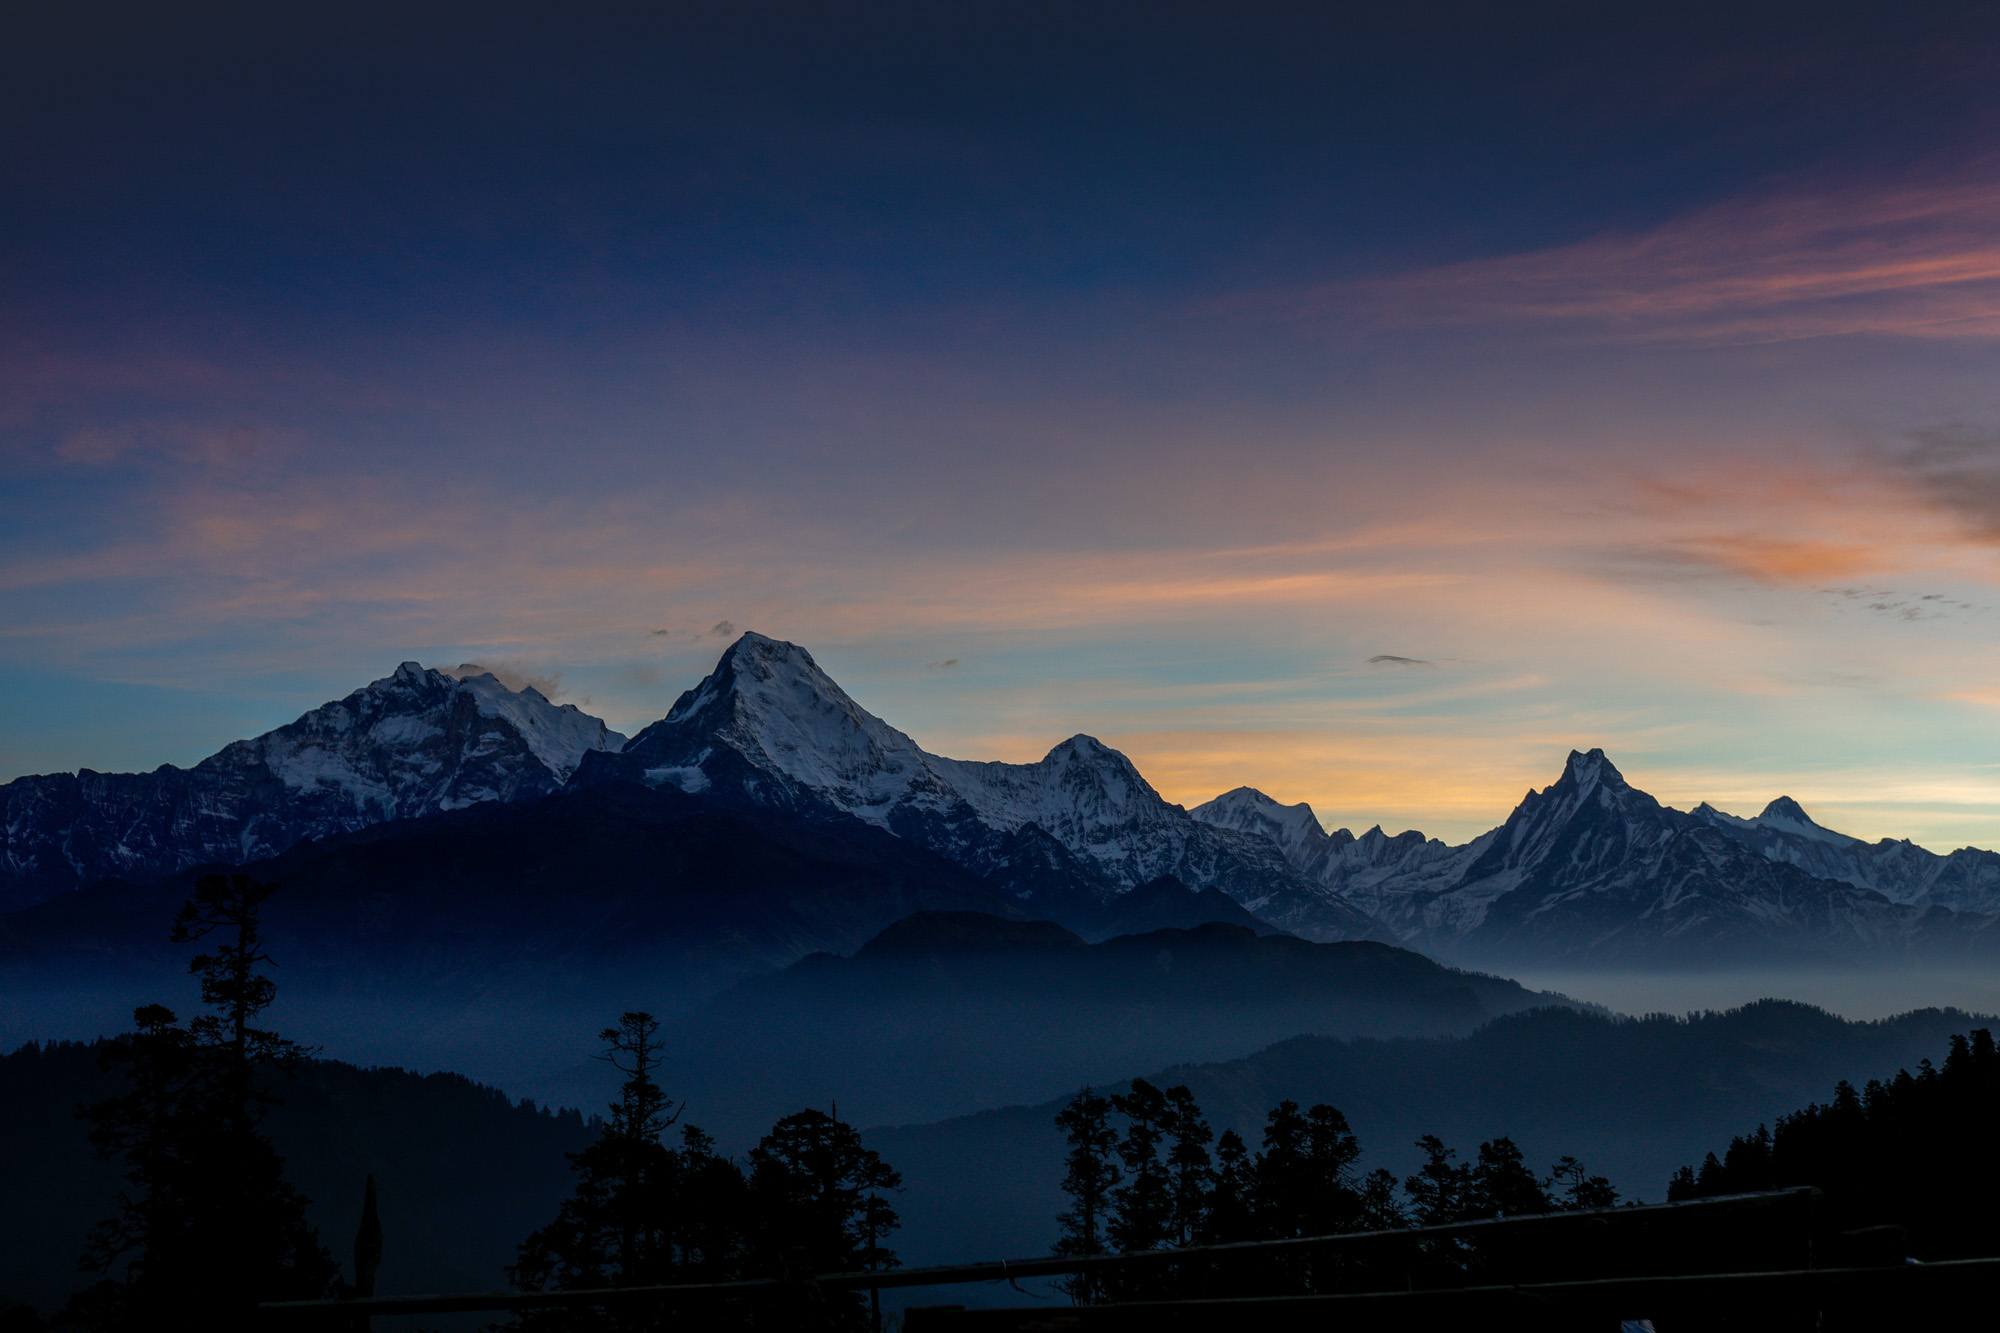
xmin=210 ymin=661 xmax=626 ymax=793
xmin=451 ymin=670 xmax=626 ymax=777
xmin=646 ymin=631 xmax=1199 ymax=846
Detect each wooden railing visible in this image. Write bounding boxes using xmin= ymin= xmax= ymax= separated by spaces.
xmin=261 ymin=1185 xmax=1853 ymax=1324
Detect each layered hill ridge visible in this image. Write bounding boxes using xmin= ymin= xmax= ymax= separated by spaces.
xmin=582 ymin=632 xmax=1381 ymax=940
xmin=650 ymin=908 xmax=1572 ymax=1144
xmin=0 ymin=664 xmax=624 ymax=910
xmin=1194 ymin=749 xmax=2000 ymax=964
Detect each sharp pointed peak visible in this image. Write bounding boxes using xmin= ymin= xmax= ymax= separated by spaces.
xmin=1558 ymin=747 xmax=1627 ymax=788
xmin=717 ymin=629 xmax=814 ymax=667
xmin=724 ymin=628 xmax=787 ymax=651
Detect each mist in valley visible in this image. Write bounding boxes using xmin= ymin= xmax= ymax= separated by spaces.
xmin=1505 ymin=966 xmax=2000 ymax=1024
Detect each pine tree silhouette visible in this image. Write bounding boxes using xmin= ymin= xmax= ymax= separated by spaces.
xmin=747 ymin=1108 xmax=900 ymax=1332
xmin=1546 ymin=1156 xmax=1618 ymax=1211
xmin=1356 ymin=1168 xmax=1406 ymax=1230
xmin=511 ymin=1012 xmax=692 ymax=1322
xmin=1252 ymin=1101 xmax=1361 ymax=1240
xmin=1107 ymin=1080 xmax=1172 ymax=1258
xmin=1198 ymin=1130 xmax=1256 ymax=1246
xmin=1051 ymin=1089 xmax=1121 ymax=1305
xmin=1161 ymin=1085 xmax=1214 ymax=1250
xmin=1468 ymin=1137 xmax=1549 ymax=1218
xmin=65 ymin=874 xmax=336 ymax=1333
xmin=1403 ymin=1134 xmax=1472 ymax=1226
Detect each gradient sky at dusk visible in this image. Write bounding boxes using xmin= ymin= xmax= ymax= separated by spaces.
xmin=9 ymin=2 xmax=2000 ymax=846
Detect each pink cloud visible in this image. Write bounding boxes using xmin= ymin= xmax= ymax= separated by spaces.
xmin=1327 ymin=169 xmax=2000 ymax=343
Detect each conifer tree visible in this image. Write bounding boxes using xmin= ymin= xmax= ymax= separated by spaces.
xmin=511 ymin=1012 xmax=689 ymax=1317
xmin=1107 ymin=1080 xmax=1172 ymax=1256
xmin=1403 ymin=1135 xmax=1472 ymax=1226
xmin=1252 ymin=1101 xmax=1361 ymax=1238
xmin=1468 ymin=1137 xmax=1550 ymax=1217
xmin=1300 ymin=1104 xmax=1363 ymax=1236
xmin=1161 ymin=1085 xmax=1214 ymax=1249
xmin=1356 ymin=1168 xmax=1407 ymax=1230
xmin=67 ymin=874 xmax=336 ymax=1333
xmin=747 ymin=1108 xmax=900 ymax=1331
xmin=1250 ymin=1101 xmax=1310 ymax=1238
xmin=671 ymin=1125 xmax=751 ymax=1282
xmin=1198 ymin=1130 xmax=1256 ymax=1245
xmin=1051 ymin=1089 xmax=1121 ymax=1304
xmin=74 ymin=1005 xmax=197 ymax=1301
xmin=1546 ymin=1156 xmax=1619 ymax=1210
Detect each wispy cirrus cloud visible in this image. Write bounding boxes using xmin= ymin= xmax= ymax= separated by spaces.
xmin=1332 ymin=169 xmax=2000 ymax=344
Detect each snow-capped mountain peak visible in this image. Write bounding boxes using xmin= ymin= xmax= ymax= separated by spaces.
xmin=629 ymin=632 xmax=939 ymax=819
xmin=1557 ymin=747 xmax=1629 ymax=799
xmin=625 ymin=635 xmax=1176 ymax=840
xmin=1753 ymin=795 xmax=1856 ymax=846
xmin=1188 ymin=787 xmax=1332 ymax=863
xmin=448 ymin=669 xmax=626 ymax=779
xmin=1 ymin=661 xmax=627 ymax=906
xmin=205 ymin=662 xmax=626 ymax=803
xmin=606 ymin=633 xmax=1379 ymax=939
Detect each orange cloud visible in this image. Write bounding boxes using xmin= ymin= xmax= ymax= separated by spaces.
xmin=1672 ymin=536 xmax=1892 ymax=583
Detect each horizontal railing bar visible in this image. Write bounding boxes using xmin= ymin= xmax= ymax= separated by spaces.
xmin=902 ymin=1257 xmax=2000 ymax=1330
xmin=259 ymin=1186 xmax=1816 ymax=1317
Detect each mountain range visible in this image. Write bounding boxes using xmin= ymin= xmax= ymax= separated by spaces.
xmin=578 ymin=633 xmax=1381 ymax=940
xmin=1195 ymin=750 xmax=2000 ymax=965
xmin=8 ymin=631 xmax=2000 ymax=968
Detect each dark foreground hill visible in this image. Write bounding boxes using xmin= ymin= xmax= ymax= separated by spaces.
xmin=652 ymin=911 xmax=1574 ymax=1143
xmin=865 ymin=1000 xmax=1992 ymax=1268
xmin=0 ymin=1041 xmax=594 ymax=1316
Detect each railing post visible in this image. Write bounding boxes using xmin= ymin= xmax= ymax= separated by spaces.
xmin=351 ymin=1174 xmax=382 ymax=1333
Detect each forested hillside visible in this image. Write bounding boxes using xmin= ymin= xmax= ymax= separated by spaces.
xmin=0 ymin=1041 xmax=593 ymax=1314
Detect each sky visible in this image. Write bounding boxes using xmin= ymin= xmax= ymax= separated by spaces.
xmin=7 ymin=1 xmax=2000 ymax=846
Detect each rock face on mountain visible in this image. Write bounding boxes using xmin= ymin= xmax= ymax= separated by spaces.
xmin=0 ymin=664 xmax=624 ymax=911
xmin=580 ymin=632 xmax=1383 ymax=941
xmin=1193 ymin=750 xmax=2000 ymax=966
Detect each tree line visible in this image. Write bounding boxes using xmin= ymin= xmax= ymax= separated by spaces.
xmin=1051 ymin=1079 xmax=1618 ymax=1301
xmin=1667 ymin=1027 xmax=2000 ymax=1260
xmin=45 ymin=872 xmax=2000 ymax=1327
xmin=509 ymin=1010 xmax=901 ymax=1333
xmin=44 ymin=877 xmax=903 ymax=1333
